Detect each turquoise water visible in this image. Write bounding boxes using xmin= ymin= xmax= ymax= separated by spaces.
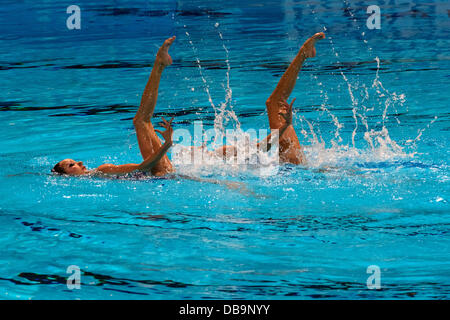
xmin=1 ymin=0 xmax=449 ymax=299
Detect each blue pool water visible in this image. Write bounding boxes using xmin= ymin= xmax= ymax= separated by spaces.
xmin=0 ymin=0 xmax=449 ymax=299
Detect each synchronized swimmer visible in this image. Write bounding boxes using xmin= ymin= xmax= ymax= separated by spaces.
xmin=52 ymin=32 xmax=326 ymax=177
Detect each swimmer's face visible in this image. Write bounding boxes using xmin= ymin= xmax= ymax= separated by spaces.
xmin=55 ymin=159 xmax=88 ymax=175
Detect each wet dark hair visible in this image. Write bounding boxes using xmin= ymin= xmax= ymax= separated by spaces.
xmin=52 ymin=162 xmax=66 ymax=174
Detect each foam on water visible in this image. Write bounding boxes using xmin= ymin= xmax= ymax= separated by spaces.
xmin=172 ymin=144 xmax=280 ymax=178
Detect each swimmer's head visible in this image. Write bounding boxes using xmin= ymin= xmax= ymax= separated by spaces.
xmin=52 ymin=159 xmax=88 ymax=175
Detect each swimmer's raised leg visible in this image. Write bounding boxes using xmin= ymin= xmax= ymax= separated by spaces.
xmin=133 ymin=36 xmax=176 ymax=175
xmin=266 ymin=32 xmax=325 ymax=164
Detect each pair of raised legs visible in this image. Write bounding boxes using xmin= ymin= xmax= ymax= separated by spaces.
xmin=134 ymin=33 xmax=325 ymax=171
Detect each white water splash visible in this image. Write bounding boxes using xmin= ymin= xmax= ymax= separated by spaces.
xmin=303 ymin=1 xmax=415 ymax=169
xmin=172 ymin=137 xmax=280 ymax=178
xmin=304 ymin=54 xmax=413 ymax=168
xmin=184 ymin=27 xmax=216 ymax=111
xmin=328 ymin=35 xmax=360 ymax=148
xmin=175 ymin=20 xmax=432 ymax=177
xmin=406 ymin=115 xmax=438 ymax=147
xmin=212 ymin=24 xmax=241 ymax=146
xmin=175 ymin=26 xmax=276 ymax=176
xmin=184 ymin=24 xmax=240 ymax=148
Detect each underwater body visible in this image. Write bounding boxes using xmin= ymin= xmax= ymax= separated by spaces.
xmin=0 ymin=0 xmax=449 ymax=299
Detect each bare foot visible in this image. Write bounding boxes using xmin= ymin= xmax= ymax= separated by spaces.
xmin=300 ymin=32 xmax=325 ymax=58
xmin=156 ymin=36 xmax=176 ymax=66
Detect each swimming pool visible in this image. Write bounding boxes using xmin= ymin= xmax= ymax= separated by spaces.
xmin=0 ymin=0 xmax=449 ymax=299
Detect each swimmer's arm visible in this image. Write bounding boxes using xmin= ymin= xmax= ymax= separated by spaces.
xmin=95 ymin=163 xmax=140 ymax=175
xmin=138 ymin=116 xmax=174 ymax=172
xmin=256 ymin=123 xmax=289 ymax=152
xmin=95 ymin=141 xmax=172 ymax=175
xmin=138 ymin=141 xmax=173 ymax=172
xmin=96 ymin=117 xmax=174 ymax=175
xmin=257 ymin=98 xmax=294 ymax=152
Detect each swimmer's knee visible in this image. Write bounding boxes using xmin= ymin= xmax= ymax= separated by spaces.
xmin=266 ymin=96 xmax=284 ymax=110
xmin=266 ymin=97 xmax=277 ymax=115
xmin=133 ymin=115 xmax=148 ymax=127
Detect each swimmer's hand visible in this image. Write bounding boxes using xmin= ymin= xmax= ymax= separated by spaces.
xmin=278 ymin=98 xmax=295 ymax=126
xmin=257 ymin=96 xmax=293 ymax=153
xmin=155 ymin=116 xmax=174 ymax=145
xmin=138 ymin=117 xmax=174 ymax=172
xmin=256 ymin=97 xmax=295 ymax=152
